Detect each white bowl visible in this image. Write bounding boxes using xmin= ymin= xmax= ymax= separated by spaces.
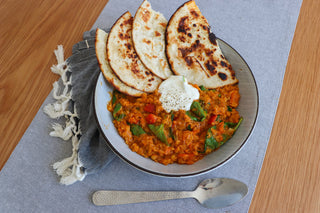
xmin=94 ymin=38 xmax=258 ymax=177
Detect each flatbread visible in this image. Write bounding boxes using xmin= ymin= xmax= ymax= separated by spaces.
xmin=166 ymin=0 xmax=238 ymax=88
xmin=95 ymin=28 xmax=144 ymax=97
xmin=132 ymin=0 xmax=172 ymax=79
xmin=107 ymin=11 xmax=162 ymax=93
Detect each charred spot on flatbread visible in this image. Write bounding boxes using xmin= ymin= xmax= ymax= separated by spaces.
xmin=95 ymin=28 xmax=143 ymax=97
xmin=209 ymin=32 xmax=217 ymax=45
xmin=166 ymin=0 xmax=238 ymax=88
xmin=177 ymin=16 xmax=190 ymax=34
xmin=141 ymin=9 xmax=151 ymax=23
xmin=107 ymin=11 xmax=162 ymax=93
xmin=218 ymin=72 xmax=227 ymax=81
xmin=205 ymin=61 xmax=217 ymax=75
xmin=191 ymin=10 xmax=199 ymax=18
xmin=155 ymin=31 xmax=161 ymax=37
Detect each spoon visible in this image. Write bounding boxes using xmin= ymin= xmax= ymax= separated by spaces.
xmin=92 ymin=178 xmax=248 ymax=209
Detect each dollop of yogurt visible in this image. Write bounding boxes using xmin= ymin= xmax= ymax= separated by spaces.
xmin=158 ymin=75 xmax=199 ymax=112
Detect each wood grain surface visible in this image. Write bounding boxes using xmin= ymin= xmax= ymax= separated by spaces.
xmin=1 ymin=0 xmax=319 ymax=212
xmin=249 ymin=0 xmax=320 ymax=212
xmin=0 ymin=0 xmax=109 ymax=169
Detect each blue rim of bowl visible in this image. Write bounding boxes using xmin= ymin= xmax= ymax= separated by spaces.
xmin=93 ymin=38 xmax=259 ymax=177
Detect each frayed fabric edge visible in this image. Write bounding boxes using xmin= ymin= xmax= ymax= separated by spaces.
xmin=44 ymin=45 xmax=86 ymax=185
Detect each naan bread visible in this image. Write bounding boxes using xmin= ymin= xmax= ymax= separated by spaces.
xmin=132 ymin=0 xmax=172 ymax=79
xmin=166 ymin=0 xmax=238 ymax=88
xmin=107 ymin=11 xmax=162 ymax=93
xmin=95 ymin=28 xmax=144 ymax=97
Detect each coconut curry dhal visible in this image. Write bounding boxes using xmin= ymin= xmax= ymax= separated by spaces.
xmin=108 ymin=84 xmax=242 ymax=165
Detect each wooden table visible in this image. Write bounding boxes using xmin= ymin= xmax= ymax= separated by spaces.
xmin=1 ymin=0 xmax=319 ymax=212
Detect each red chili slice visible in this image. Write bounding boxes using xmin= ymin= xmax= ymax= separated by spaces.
xmin=146 ymin=114 xmax=157 ymax=124
xmin=208 ymin=114 xmax=217 ymax=125
xmin=144 ymin=103 xmax=156 ymax=113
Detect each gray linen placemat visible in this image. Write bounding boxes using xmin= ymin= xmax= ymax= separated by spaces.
xmin=0 ymin=0 xmax=302 ymax=212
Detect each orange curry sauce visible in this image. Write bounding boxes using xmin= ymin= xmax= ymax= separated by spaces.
xmin=108 ymin=84 xmax=241 ymax=165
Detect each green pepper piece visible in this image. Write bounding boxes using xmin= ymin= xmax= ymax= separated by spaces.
xmin=199 ymin=85 xmax=207 ymax=91
xmin=227 ymin=106 xmax=232 ymax=112
xmin=220 ymin=118 xmax=243 ymax=144
xmin=186 ymin=111 xmax=199 ymax=121
xmin=113 ymin=103 xmax=125 ymax=121
xmin=148 ymin=124 xmax=169 ymax=145
xmin=112 ymin=91 xmax=117 ymax=104
xmin=224 ymin=121 xmax=237 ymax=128
xmin=234 ymin=117 xmax=243 ymax=131
xmin=130 ymin=124 xmax=146 ymax=136
xmin=191 ymin=101 xmax=207 ymax=120
xmin=204 ymin=126 xmax=219 ymax=152
xmin=113 ymin=103 xmax=121 ymax=118
xmin=225 ymin=117 xmax=243 ymax=129
xmin=117 ymin=114 xmax=126 ymax=121
xmin=171 ymin=111 xmax=175 ymax=121
xmin=169 ymin=112 xmax=176 ymax=140
xmin=186 ymin=101 xmax=207 ymax=122
xmin=205 ymin=136 xmax=219 ymax=151
xmin=204 ymin=118 xmax=243 ymax=152
xmin=169 ymin=127 xmax=175 ymax=140
xmin=187 ymin=124 xmax=192 ymax=131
